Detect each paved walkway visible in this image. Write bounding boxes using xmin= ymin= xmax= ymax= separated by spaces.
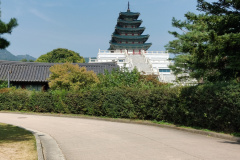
xmin=0 ymin=113 xmax=240 ymax=160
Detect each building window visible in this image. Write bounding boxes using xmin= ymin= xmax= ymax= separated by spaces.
xmin=159 ymin=69 xmax=171 ymax=72
xmin=119 ymin=59 xmax=124 ymax=62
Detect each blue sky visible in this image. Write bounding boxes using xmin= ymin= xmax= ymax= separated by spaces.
xmin=2 ymin=0 xmax=216 ymax=58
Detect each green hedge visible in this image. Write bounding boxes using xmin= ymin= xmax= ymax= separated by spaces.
xmin=178 ymin=83 xmax=240 ymax=133
xmin=0 ymin=83 xmax=239 ymax=133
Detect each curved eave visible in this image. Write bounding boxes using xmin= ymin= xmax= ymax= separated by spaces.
xmin=119 ymin=12 xmax=140 ymax=19
xmin=119 ymin=11 xmax=140 ymax=16
xmin=112 ymin=34 xmax=149 ymax=40
xmin=11 ymin=79 xmax=49 ymax=82
xmin=110 ymin=42 xmax=152 ymax=50
xmin=115 ymin=26 xmax=145 ymax=33
xmin=117 ymin=19 xmax=142 ymax=26
xmin=111 ymin=39 xmax=148 ymax=44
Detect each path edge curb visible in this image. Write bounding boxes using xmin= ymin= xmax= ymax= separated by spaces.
xmin=16 ymin=126 xmax=45 ymax=160
xmin=33 ymin=131 xmax=45 ymax=160
xmin=20 ymin=126 xmax=66 ymax=160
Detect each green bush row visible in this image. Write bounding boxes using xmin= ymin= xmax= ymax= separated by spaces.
xmin=0 ymin=83 xmax=240 ymax=133
xmin=178 ymin=83 xmax=240 ymax=133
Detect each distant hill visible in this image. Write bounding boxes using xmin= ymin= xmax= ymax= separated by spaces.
xmin=0 ymin=49 xmax=17 ymax=61
xmin=0 ymin=49 xmax=36 ymax=61
xmin=16 ymin=54 xmax=36 ymax=61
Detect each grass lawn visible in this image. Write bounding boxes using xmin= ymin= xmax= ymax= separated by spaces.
xmin=0 ymin=123 xmax=37 ymax=160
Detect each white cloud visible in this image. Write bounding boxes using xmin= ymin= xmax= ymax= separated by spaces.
xmin=29 ymin=8 xmax=53 ymax=23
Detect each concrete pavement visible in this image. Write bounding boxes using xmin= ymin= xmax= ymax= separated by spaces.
xmin=0 ymin=112 xmax=240 ymax=160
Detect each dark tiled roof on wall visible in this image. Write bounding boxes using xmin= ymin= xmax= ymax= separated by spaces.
xmin=0 ymin=61 xmax=118 ymax=82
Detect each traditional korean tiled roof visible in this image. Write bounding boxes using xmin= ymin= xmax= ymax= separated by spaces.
xmin=112 ymin=34 xmax=149 ymax=40
xmin=119 ymin=11 xmax=140 ymax=19
xmin=109 ymin=42 xmax=152 ymax=50
xmin=120 ymin=11 xmax=140 ymax=15
xmin=117 ymin=19 xmax=142 ymax=26
xmin=115 ymin=26 xmax=145 ymax=34
xmin=0 ymin=60 xmax=118 ymax=82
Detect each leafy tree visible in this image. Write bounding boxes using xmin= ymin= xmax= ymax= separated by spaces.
xmin=165 ymin=0 xmax=240 ymax=82
xmin=98 ymin=68 xmax=141 ymax=88
xmin=0 ymin=4 xmax=18 ymax=49
xmin=98 ymin=67 xmax=167 ymax=88
xmin=48 ymin=62 xmax=99 ymax=90
xmin=36 ymin=48 xmax=85 ymax=63
xmin=0 ymin=80 xmax=7 ymax=89
xmin=21 ymin=59 xmax=34 ymax=62
xmin=21 ymin=58 xmax=27 ymax=62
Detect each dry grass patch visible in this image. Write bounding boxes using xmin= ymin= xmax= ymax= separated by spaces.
xmin=0 ymin=123 xmax=37 ymax=160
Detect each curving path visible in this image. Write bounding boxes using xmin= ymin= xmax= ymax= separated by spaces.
xmin=0 ymin=113 xmax=240 ymax=160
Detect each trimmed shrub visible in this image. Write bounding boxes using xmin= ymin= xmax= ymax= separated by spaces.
xmin=0 ymin=82 xmax=239 ymax=133
xmin=178 ymin=82 xmax=240 ymax=132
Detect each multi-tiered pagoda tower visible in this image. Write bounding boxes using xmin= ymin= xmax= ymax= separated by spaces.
xmin=90 ymin=3 xmax=175 ymax=83
xmin=109 ymin=3 xmax=152 ymax=54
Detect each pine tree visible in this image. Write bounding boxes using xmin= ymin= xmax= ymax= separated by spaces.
xmin=165 ymin=0 xmax=240 ymax=82
xmin=0 ymin=2 xmax=18 ymax=49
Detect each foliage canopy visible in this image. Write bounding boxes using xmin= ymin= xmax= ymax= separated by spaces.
xmin=48 ymin=62 xmax=99 ymax=91
xmin=36 ymin=48 xmax=85 ymax=63
xmin=0 ymin=80 xmax=8 ymax=89
xmin=165 ymin=0 xmax=240 ymax=82
xmin=98 ymin=67 xmax=167 ymax=88
xmin=0 ymin=7 xmax=18 ymax=49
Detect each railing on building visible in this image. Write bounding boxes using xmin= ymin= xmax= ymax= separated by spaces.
xmin=98 ymin=50 xmax=169 ymax=55
xmin=89 ymin=49 xmax=174 ymax=82
xmin=144 ymin=50 xmax=169 ymax=54
xmin=98 ymin=49 xmax=128 ymax=54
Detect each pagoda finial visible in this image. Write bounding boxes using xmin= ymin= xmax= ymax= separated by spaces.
xmin=127 ymin=1 xmax=130 ymax=12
